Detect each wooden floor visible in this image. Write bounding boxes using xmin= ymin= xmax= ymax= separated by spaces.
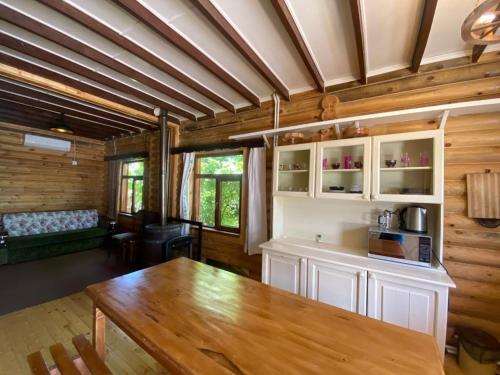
xmin=0 ymin=292 xmax=462 ymax=375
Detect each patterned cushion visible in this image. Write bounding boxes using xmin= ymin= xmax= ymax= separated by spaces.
xmin=1 ymin=210 xmax=98 ymax=237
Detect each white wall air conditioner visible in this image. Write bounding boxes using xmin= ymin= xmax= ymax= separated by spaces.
xmin=24 ymin=134 xmax=71 ymax=152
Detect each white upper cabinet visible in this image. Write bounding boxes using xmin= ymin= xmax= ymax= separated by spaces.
xmin=315 ymin=138 xmax=371 ymax=200
xmin=371 ymin=129 xmax=444 ymax=204
xmin=273 ymin=143 xmax=315 ymax=197
xmin=307 ymin=259 xmax=367 ymax=314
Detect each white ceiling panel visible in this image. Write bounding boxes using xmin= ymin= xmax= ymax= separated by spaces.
xmin=287 ymin=0 xmax=358 ymax=87
xmin=139 ymin=0 xmax=274 ymax=97
xmin=0 ymin=22 xmax=200 ymax=118
xmin=363 ymin=0 xmax=424 ymax=76
xmin=422 ymin=0 xmax=476 ymax=64
xmin=212 ymin=0 xmax=312 ymax=93
xmin=65 ymin=0 xmax=251 ymax=109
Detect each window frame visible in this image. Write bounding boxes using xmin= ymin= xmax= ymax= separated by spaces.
xmin=119 ymin=159 xmax=145 ymax=215
xmin=193 ymin=151 xmax=243 ymax=234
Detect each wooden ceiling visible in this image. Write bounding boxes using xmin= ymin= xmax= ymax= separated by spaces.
xmin=0 ymin=0 xmax=497 ymax=139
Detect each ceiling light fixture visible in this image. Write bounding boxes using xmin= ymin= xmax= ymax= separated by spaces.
xmin=462 ymin=0 xmax=500 ymax=45
xmin=50 ymin=113 xmax=74 ymax=134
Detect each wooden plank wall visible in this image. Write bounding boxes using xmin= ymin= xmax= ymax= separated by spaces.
xmin=0 ymin=122 xmax=106 ymax=213
xmin=174 ymin=57 xmax=500 ymax=341
xmin=104 ymin=55 xmax=500 ymax=341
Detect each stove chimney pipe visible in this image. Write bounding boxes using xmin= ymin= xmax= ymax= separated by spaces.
xmin=159 ymin=109 xmax=170 ymax=226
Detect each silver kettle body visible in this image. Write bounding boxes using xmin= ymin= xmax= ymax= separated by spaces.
xmin=399 ymin=206 xmax=427 ymax=233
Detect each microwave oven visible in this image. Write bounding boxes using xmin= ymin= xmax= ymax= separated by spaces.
xmin=368 ymin=227 xmax=432 ymax=268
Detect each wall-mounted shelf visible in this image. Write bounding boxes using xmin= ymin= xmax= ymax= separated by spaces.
xmin=228 ymin=98 xmax=500 ymax=142
xmin=380 ymin=166 xmax=432 ymax=171
xmin=323 ymin=168 xmax=362 ymax=172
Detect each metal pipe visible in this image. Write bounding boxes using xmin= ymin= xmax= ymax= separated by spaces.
xmin=159 ymin=109 xmax=170 ymax=226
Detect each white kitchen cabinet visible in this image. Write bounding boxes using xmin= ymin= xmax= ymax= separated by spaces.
xmin=273 ymin=143 xmax=315 ymax=197
xmin=315 ymin=137 xmax=371 ymax=200
xmin=262 ymin=249 xmax=307 ymax=296
xmin=371 ymin=129 xmax=444 ymax=204
xmin=367 ymin=271 xmax=449 ymax=356
xmin=307 ymin=259 xmax=367 ymax=314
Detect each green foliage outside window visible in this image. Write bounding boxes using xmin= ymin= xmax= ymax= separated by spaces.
xmin=197 ymin=154 xmax=243 ymax=231
xmin=121 ymin=160 xmax=144 ymax=214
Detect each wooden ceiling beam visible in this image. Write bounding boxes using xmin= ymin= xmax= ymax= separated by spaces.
xmin=0 ymin=34 xmax=189 ymax=123
xmin=0 ymin=92 xmax=142 ymax=134
xmin=271 ymin=0 xmax=324 ymax=91
xmin=191 ymin=0 xmax=290 ymax=100
xmin=348 ymin=0 xmax=368 ymax=84
xmin=0 ymin=62 xmax=157 ymax=124
xmin=0 ymin=4 xmax=201 ymax=120
xmin=0 ymin=46 xmax=153 ymax=116
xmin=411 ymin=0 xmax=438 ymax=73
xmin=0 ymin=78 xmax=156 ymax=131
xmin=0 ymin=109 xmax=120 ymax=139
xmin=113 ymin=0 xmax=261 ymax=107
xmin=38 ymin=0 xmax=235 ymax=114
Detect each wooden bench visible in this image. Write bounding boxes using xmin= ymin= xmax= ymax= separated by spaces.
xmin=27 ymin=335 xmax=112 ymax=375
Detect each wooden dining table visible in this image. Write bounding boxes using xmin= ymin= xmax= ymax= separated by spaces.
xmin=86 ymin=257 xmax=445 ymax=375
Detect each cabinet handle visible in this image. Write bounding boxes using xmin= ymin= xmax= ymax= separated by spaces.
xmin=372 ymin=194 xmax=379 ymax=200
xmin=362 ymin=194 xmax=369 ymax=200
xmin=368 ymin=272 xmax=376 ymax=280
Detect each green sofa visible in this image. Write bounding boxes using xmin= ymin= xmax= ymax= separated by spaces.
xmin=1 ymin=209 xmax=109 ymax=265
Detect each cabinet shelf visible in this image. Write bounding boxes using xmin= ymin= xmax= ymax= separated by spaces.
xmin=380 ymin=166 xmax=432 ymax=171
xmin=279 ymin=169 xmax=309 ymax=173
xmin=323 ymin=168 xmax=362 ymax=173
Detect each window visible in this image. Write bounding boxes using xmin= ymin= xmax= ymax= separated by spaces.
xmin=120 ymin=160 xmax=144 ymax=214
xmin=194 ymin=153 xmax=243 ymax=233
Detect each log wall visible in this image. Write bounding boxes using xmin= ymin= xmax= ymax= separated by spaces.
xmin=176 ymin=58 xmax=500 ymax=341
xmin=0 ymin=122 xmax=106 ymax=213
xmin=105 ymin=55 xmax=500 ymax=342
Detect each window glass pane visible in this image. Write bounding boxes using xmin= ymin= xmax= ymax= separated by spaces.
xmin=121 ymin=178 xmax=133 ymax=213
xmin=133 ymin=179 xmax=144 ymax=212
xmin=200 ymin=154 xmax=243 ymax=174
xmin=124 ymin=161 xmax=144 ymax=176
xmin=220 ymin=180 xmax=240 ymax=228
xmin=199 ymin=178 xmax=216 ymax=227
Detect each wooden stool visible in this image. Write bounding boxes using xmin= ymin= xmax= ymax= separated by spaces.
xmin=27 ymin=334 xmax=112 ymax=375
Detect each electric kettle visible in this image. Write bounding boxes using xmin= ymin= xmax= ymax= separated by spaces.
xmin=399 ymin=206 xmax=427 ymax=233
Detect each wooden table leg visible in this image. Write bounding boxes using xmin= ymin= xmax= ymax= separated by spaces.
xmin=93 ymin=306 xmax=106 ymax=360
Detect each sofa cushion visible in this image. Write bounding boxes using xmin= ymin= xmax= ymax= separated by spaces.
xmin=2 ymin=210 xmax=99 ymax=237
xmin=7 ymin=227 xmax=108 ymax=249
xmin=6 ymin=227 xmax=108 ymax=264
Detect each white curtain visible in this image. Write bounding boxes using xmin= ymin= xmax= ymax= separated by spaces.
xmin=106 ymin=160 xmax=120 ymax=219
xmin=180 ymin=152 xmax=195 ymax=235
xmin=245 ymin=147 xmax=267 ymax=255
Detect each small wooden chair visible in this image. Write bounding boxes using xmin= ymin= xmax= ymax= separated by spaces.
xmin=27 ymin=335 xmax=112 ymax=375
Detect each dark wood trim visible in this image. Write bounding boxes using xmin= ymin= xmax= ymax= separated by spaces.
xmin=171 ymin=139 xmax=264 ymax=154
xmin=0 ymin=5 xmax=199 ymax=120
xmin=0 ymin=78 xmax=156 ymax=130
xmin=0 ymin=110 xmax=120 ymax=139
xmin=105 ymin=152 xmax=149 ymax=161
xmin=0 ymin=46 xmax=153 ymax=116
xmin=192 ymin=0 xmax=290 ymax=100
xmin=471 ymin=45 xmax=488 ymax=63
xmin=348 ymin=0 xmax=368 ymax=84
xmin=271 ymin=0 xmax=324 ymax=91
xmin=0 ymin=104 xmax=129 ymax=137
xmin=411 ymin=0 xmax=438 ymax=73
xmin=113 ymin=0 xmax=261 ymax=107
xmin=38 ymin=0 xmax=235 ymax=114
xmin=0 ymin=92 xmax=143 ymax=134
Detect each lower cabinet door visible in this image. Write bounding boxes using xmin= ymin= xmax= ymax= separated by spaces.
xmin=367 ymin=272 xmax=436 ymax=336
xmin=262 ymin=250 xmax=307 ymax=296
xmin=307 ymin=259 xmax=367 ymax=314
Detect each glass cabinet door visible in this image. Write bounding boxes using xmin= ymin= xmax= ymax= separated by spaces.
xmin=274 ymin=143 xmax=315 ymax=197
xmin=372 ymin=129 xmax=443 ymax=203
xmin=315 ymin=138 xmax=371 ymax=200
